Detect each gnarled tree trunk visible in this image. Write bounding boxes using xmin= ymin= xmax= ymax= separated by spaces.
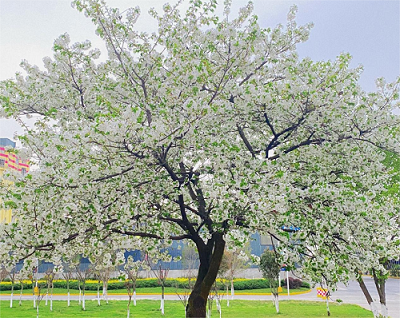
xmin=186 ymin=232 xmax=225 ymax=318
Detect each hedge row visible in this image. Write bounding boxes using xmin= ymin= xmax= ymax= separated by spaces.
xmin=0 ymin=278 xmax=309 ymax=291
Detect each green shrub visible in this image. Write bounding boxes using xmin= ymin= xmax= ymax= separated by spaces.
xmin=390 ymin=264 xmax=400 ymax=277
xmin=233 ymin=279 xmax=269 ymax=290
xmin=0 ymin=283 xmax=22 ymax=291
xmin=0 ymin=277 xmax=310 ymax=291
xmin=301 ymin=281 xmax=310 ymax=288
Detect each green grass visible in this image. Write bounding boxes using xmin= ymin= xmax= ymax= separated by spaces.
xmin=0 ymin=286 xmax=310 ymax=295
xmin=0 ymin=300 xmax=373 ymax=318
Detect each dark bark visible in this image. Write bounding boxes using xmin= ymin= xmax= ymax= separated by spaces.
xmin=357 ymin=275 xmax=374 ymax=305
xmin=186 ymin=232 xmax=225 ymax=318
xmin=372 ymin=268 xmax=386 ymax=307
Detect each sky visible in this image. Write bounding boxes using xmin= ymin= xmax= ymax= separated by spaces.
xmin=0 ymin=0 xmax=399 ymax=143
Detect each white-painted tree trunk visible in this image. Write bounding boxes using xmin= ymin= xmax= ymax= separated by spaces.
xmin=226 ymin=286 xmax=229 ymax=307
xmin=103 ymin=284 xmax=108 ymax=303
xmin=133 ymin=290 xmax=136 ymax=306
xmin=160 ymin=297 xmax=164 ymax=315
xmin=380 ymin=303 xmax=388 ymax=318
xmin=82 ymin=294 xmax=86 ymax=311
xmin=127 ymin=307 xmax=130 ymax=318
xmin=78 ymin=289 xmax=82 ymax=304
xmin=274 ymin=294 xmax=280 ymax=313
xmin=207 ymin=298 xmax=212 ymax=318
xmin=216 ymin=297 xmax=222 ymax=318
xmin=67 ymin=292 xmax=70 ymax=307
xmin=36 ymin=303 xmax=39 ymax=318
xmin=19 ymin=289 xmax=22 ymax=306
xmin=160 ymin=284 xmax=165 ymax=315
xmin=103 ymin=283 xmax=109 ymax=304
xmin=325 ymin=295 xmax=330 ymax=316
xmin=97 ymin=290 xmax=101 ymax=306
xmin=369 ymin=302 xmax=388 ymax=318
xmin=230 ymin=280 xmax=234 ymax=300
xmin=370 ymin=302 xmax=380 ymax=318
xmin=10 ymin=292 xmax=13 ymax=308
xmin=50 ymin=295 xmax=53 ymax=311
xmin=45 ymin=292 xmax=48 ymax=305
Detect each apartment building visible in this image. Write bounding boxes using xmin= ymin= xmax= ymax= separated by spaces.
xmin=0 ymin=138 xmax=29 ymax=223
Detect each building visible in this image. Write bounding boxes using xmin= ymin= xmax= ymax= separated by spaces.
xmin=0 ymin=138 xmax=30 ymax=223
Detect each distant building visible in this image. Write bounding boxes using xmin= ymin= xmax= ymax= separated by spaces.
xmin=0 ymin=138 xmax=16 ymax=148
xmin=0 ymin=138 xmax=30 ymax=223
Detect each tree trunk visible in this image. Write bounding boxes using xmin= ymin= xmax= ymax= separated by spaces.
xmin=32 ymin=279 xmax=36 ymax=308
xmin=67 ymin=280 xmax=70 ymax=307
xmin=67 ymin=279 xmax=71 ymax=307
xmin=273 ymin=293 xmax=280 ymax=313
xmin=97 ymin=285 xmax=101 ymax=306
xmin=127 ymin=295 xmax=132 ymax=318
xmin=325 ymin=292 xmax=330 ymax=316
xmin=10 ymin=284 xmax=14 ymax=308
xmin=50 ymin=284 xmax=53 ymax=311
xmin=161 ymin=284 xmax=165 ymax=315
xmin=103 ymin=280 xmax=109 ymax=304
xmin=82 ymin=283 xmax=86 ymax=311
xmin=186 ymin=233 xmax=225 ymax=318
xmin=106 ymin=280 xmax=109 ymax=304
xmin=78 ymin=283 xmax=81 ymax=305
xmin=372 ymin=269 xmax=388 ymax=318
xmin=19 ymin=283 xmax=23 ymax=306
xmin=226 ymin=285 xmax=229 ymax=307
xmin=103 ymin=280 xmax=108 ymax=303
xmin=357 ymin=275 xmax=380 ymax=318
xmin=45 ymin=285 xmax=48 ymax=305
xmin=207 ymin=297 xmax=212 ymax=318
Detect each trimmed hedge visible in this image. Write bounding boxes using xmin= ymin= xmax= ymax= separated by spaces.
xmin=0 ymin=278 xmax=309 ymax=291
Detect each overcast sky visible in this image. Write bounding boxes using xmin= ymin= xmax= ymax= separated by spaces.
xmin=0 ymin=0 xmax=399 ymax=142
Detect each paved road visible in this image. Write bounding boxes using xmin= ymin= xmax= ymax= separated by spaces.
xmin=329 ymin=277 xmax=400 ymax=318
xmin=1 ymin=277 xmax=399 ymax=317
xmin=276 ymin=277 xmax=399 ymax=318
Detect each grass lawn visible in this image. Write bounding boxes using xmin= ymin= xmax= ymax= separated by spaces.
xmin=0 ymin=299 xmax=373 ymax=318
xmin=0 ymin=287 xmax=310 ymax=295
